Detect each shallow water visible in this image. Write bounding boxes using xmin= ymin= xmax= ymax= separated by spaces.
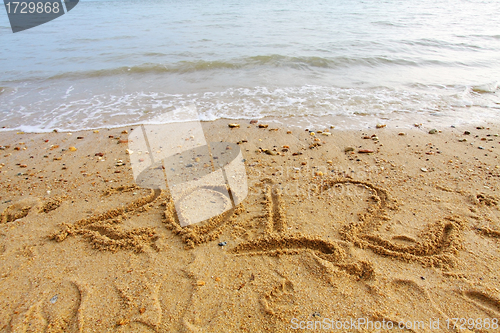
xmin=0 ymin=0 xmax=499 ymax=131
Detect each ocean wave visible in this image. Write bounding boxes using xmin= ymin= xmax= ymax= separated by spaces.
xmin=2 ymin=84 xmax=495 ymax=132
xmin=41 ymin=55 xmax=433 ymax=81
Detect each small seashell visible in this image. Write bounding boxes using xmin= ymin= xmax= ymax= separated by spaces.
xmin=93 ymin=130 xmax=99 ymax=133
xmin=287 ymin=130 xmax=292 ymax=134
xmin=398 ymin=132 xmax=406 ymax=136
xmin=310 ymin=132 xmax=315 ymax=136
xmin=376 ymin=124 xmax=386 ymax=128
xmin=69 ymin=146 xmax=77 ymax=152
xmin=228 ymin=123 xmax=240 ymax=128
xmin=327 ymin=160 xmax=333 ymax=164
xmin=421 ymin=168 xmax=428 ymax=172
xmin=121 ymin=130 xmax=128 ymax=134
xmin=321 ymin=132 xmax=331 ymax=136
xmin=258 ymin=124 xmax=269 ymax=128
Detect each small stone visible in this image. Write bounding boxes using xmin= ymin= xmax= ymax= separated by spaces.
xmin=326 ymin=160 xmax=333 ymax=164
xmin=250 ymin=120 xmax=258 ymax=124
xmin=458 ymin=138 xmax=467 ymax=142
xmin=258 ymin=124 xmax=269 ymax=128
xmin=398 ymin=132 xmax=406 ymax=136
xmin=358 ymin=149 xmax=374 ymax=153
xmin=93 ymin=130 xmax=99 ymax=133
xmin=218 ymin=242 xmax=227 ymax=246
xmin=344 ymin=147 xmax=354 ymax=152
xmin=195 ymin=157 xmax=200 ymax=162
xmin=476 ymin=126 xmax=484 ymax=130
xmin=118 ymin=140 xmax=128 ymax=144
xmin=321 ymin=132 xmax=331 ymax=136
xmin=421 ymin=168 xmax=428 ymax=172
xmin=262 ymin=149 xmax=275 ymax=155
xmin=315 ymin=171 xmax=323 ymax=176
xmin=287 ymin=130 xmax=292 ymax=134
xmin=372 ymin=136 xmax=379 ymax=141
xmin=376 ymin=124 xmax=386 ymax=128
xmin=77 ymin=136 xmax=84 ymax=140
xmin=314 ymin=138 xmax=320 ymax=142
xmin=414 ymin=123 xmax=422 ymax=128
xmin=301 ymin=161 xmax=307 ymax=165
xmin=228 ymin=123 xmax=240 ymax=128
xmin=69 ymin=146 xmax=77 ymax=152
xmin=50 ymin=295 xmax=58 ymax=304
xmin=139 ymin=308 xmax=146 ymax=314
xmin=464 ymin=131 xmax=471 ymax=135
xmin=197 ymin=281 xmax=206 ymax=286
xmin=310 ymin=132 xmax=315 ymax=136
xmin=109 ymin=135 xmax=114 ymax=138
xmin=429 ymin=129 xmax=438 ymax=134
xmin=19 ymin=164 xmax=27 ymax=168
xmin=95 ymin=152 xmax=104 ymax=157
xmin=121 ymin=130 xmax=128 ymax=134
xmin=478 ymin=146 xmax=485 ymax=150
xmin=126 ymin=149 xmax=133 ymax=155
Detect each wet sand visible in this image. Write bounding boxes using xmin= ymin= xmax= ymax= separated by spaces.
xmin=1 ymin=118 xmax=500 ymax=332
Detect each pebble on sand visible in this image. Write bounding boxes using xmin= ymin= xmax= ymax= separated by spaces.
xmin=376 ymin=124 xmax=386 ymax=128
xmin=228 ymin=123 xmax=240 ymax=128
xmin=258 ymin=124 xmax=269 ymax=128
xmin=344 ymin=147 xmax=355 ymax=152
xmin=358 ymin=149 xmax=374 ymax=153
xmin=69 ymin=146 xmax=77 ymax=152
xmin=429 ymin=129 xmax=438 ymax=134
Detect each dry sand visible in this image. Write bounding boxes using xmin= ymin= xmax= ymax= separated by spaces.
xmin=1 ymin=118 xmax=500 ymax=332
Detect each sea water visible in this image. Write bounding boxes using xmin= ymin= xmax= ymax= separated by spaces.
xmin=0 ymin=0 xmax=499 ymax=131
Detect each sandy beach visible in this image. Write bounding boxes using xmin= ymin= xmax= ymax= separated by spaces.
xmin=1 ymin=118 xmax=500 ymax=332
